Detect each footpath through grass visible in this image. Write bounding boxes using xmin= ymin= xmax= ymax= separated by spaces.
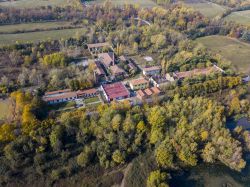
xmin=196 ymin=35 xmax=250 ymax=74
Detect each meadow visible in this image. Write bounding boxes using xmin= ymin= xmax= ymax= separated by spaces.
xmin=196 ymin=35 xmax=250 ymax=74
xmin=0 ymin=21 xmax=74 ymax=34
xmin=224 ymin=10 xmax=250 ymax=27
xmin=185 ymin=1 xmax=227 ymax=18
xmin=0 ymin=99 xmax=9 ymax=120
xmin=0 ymin=28 xmax=85 ymax=46
xmin=87 ymin=0 xmax=158 ymax=8
xmin=0 ymin=0 xmax=71 ymax=8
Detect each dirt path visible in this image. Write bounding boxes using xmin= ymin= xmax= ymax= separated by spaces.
xmin=120 ymin=163 xmax=132 ymax=187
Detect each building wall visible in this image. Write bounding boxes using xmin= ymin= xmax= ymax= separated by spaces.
xmin=130 ymin=82 xmax=149 ymax=90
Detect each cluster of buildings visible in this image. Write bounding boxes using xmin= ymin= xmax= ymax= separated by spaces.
xmin=43 ymin=42 xmax=225 ymax=106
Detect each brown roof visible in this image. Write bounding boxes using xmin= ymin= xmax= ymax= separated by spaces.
xmin=130 ymin=77 xmax=149 ymax=86
xmin=43 ymin=92 xmax=77 ymax=102
xmin=136 ymin=87 xmax=161 ymax=99
xmin=137 ymin=90 xmax=146 ymax=97
xmin=102 ymin=82 xmax=130 ymax=100
xmin=98 ymin=52 xmax=114 ymax=67
xmin=87 ymin=42 xmax=109 ymax=49
xmin=151 ymin=87 xmax=161 ymax=94
xmin=94 ymin=61 xmax=105 ymax=75
xmin=144 ymin=88 xmax=153 ymax=96
xmin=76 ymin=88 xmax=97 ymax=96
xmin=110 ymin=65 xmax=125 ymax=75
xmin=143 ymin=66 xmax=161 ymax=72
xmin=45 ymin=89 xmax=71 ymax=96
xmin=174 ymin=66 xmax=219 ymax=79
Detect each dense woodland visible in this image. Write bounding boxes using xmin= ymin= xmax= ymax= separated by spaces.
xmin=0 ymin=1 xmax=249 ymax=187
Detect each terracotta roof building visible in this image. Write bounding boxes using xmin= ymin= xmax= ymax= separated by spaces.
xmin=94 ymin=61 xmax=107 ymax=83
xmin=136 ymin=87 xmax=161 ymax=100
xmin=76 ymin=88 xmax=98 ymax=98
xmin=129 ymin=77 xmax=149 ymax=90
xmin=98 ymin=52 xmax=115 ymax=68
xmin=110 ymin=65 xmax=126 ymax=79
xmin=101 ymin=82 xmax=130 ymax=102
xmin=173 ymin=66 xmax=220 ymax=79
xmin=43 ymin=90 xmax=77 ymax=104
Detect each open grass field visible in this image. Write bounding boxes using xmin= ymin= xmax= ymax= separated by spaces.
xmin=224 ymin=10 xmax=250 ymax=26
xmin=0 ymin=0 xmax=71 ymax=8
xmin=0 ymin=21 xmax=73 ymax=34
xmin=196 ymin=35 xmax=250 ymax=74
xmin=0 ymin=28 xmax=85 ymax=46
xmin=87 ymin=0 xmax=158 ymax=8
xmin=0 ymin=99 xmax=9 ymax=120
xmin=185 ymin=1 xmax=227 ymax=18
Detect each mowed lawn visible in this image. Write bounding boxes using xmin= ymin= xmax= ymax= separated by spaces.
xmin=0 ymin=0 xmax=71 ymax=8
xmin=88 ymin=0 xmax=157 ymax=8
xmin=196 ymin=35 xmax=250 ymax=74
xmin=224 ymin=10 xmax=250 ymax=26
xmin=185 ymin=2 xmax=227 ymax=18
xmin=0 ymin=99 xmax=9 ymax=120
xmin=0 ymin=21 xmax=73 ymax=34
xmin=0 ymin=28 xmax=85 ymax=46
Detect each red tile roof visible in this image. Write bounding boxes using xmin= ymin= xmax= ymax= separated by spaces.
xmin=45 ymin=89 xmax=71 ymax=96
xmin=43 ymin=92 xmax=77 ymax=102
xmin=130 ymin=77 xmax=149 ymax=86
xmin=102 ymin=82 xmax=130 ymax=100
xmin=98 ymin=52 xmax=114 ymax=67
xmin=76 ymin=88 xmax=98 ymax=96
xmin=110 ymin=65 xmax=125 ymax=75
xmin=136 ymin=87 xmax=161 ymax=99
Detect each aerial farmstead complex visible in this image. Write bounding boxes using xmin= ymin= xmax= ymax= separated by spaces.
xmin=42 ymin=42 xmax=225 ymax=105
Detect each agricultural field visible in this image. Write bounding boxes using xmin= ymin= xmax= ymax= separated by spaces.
xmin=0 ymin=0 xmax=71 ymax=8
xmin=87 ymin=0 xmax=158 ymax=8
xmin=0 ymin=99 xmax=9 ymax=120
xmin=224 ymin=10 xmax=250 ymax=27
xmin=0 ymin=21 xmax=74 ymax=34
xmin=0 ymin=28 xmax=85 ymax=46
xmin=196 ymin=35 xmax=250 ymax=74
xmin=185 ymin=1 xmax=228 ymax=18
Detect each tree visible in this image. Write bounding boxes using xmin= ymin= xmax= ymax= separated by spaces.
xmin=155 ymin=140 xmax=174 ymax=168
xmin=112 ymin=150 xmax=125 ymax=164
xmin=147 ymin=170 xmax=169 ymax=187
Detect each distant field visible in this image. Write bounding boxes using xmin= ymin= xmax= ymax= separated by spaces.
xmin=0 ymin=28 xmax=85 ymax=46
xmin=185 ymin=1 xmax=227 ymax=18
xmin=224 ymin=10 xmax=250 ymax=26
xmin=0 ymin=0 xmax=71 ymax=8
xmin=196 ymin=35 xmax=250 ymax=74
xmin=88 ymin=0 xmax=157 ymax=8
xmin=0 ymin=99 xmax=9 ymax=120
xmin=0 ymin=21 xmax=73 ymax=34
